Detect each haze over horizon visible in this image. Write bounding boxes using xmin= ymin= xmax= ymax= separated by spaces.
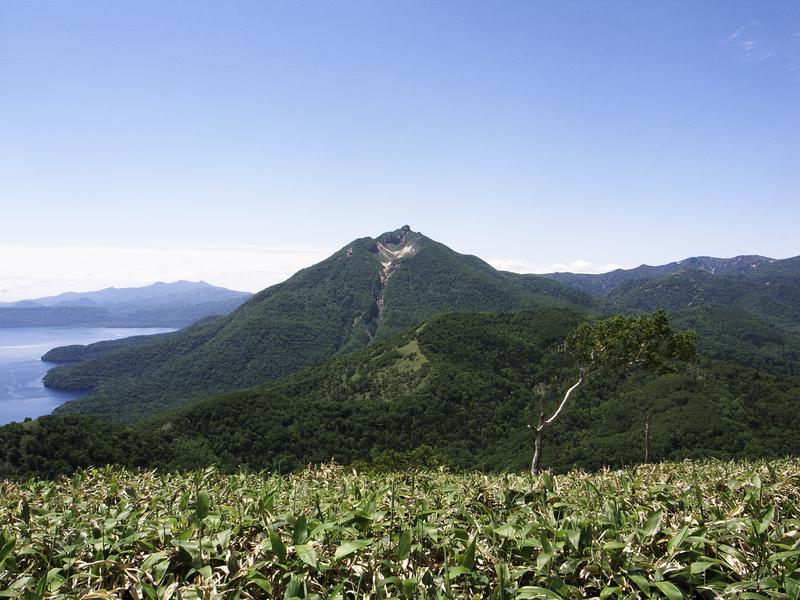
xmin=2 ymin=236 xmax=797 ymax=303
xmin=1 ymin=2 xmax=798 ymax=301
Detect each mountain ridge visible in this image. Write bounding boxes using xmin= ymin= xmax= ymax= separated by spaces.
xmin=0 ymin=281 xmax=252 ymax=327
xmin=0 ymin=280 xmax=250 ymax=308
xmin=541 ymin=254 xmax=797 ymax=296
xmin=2 ymin=227 xmax=799 ymax=475
xmin=38 ymin=227 xmax=800 ymax=430
xmin=45 ymin=226 xmax=588 ymax=421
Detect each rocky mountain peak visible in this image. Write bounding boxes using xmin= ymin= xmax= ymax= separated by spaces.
xmin=373 ymin=226 xmax=419 ymax=273
xmin=376 ymin=225 xmax=414 ymax=247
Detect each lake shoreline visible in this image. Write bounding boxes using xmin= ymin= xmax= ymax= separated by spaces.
xmin=0 ymin=326 xmax=175 ymax=425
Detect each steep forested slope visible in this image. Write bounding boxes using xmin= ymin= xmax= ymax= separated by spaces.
xmin=605 ymin=265 xmax=800 ymax=326
xmin=544 ymin=255 xmax=800 ymax=374
xmin=155 ymin=309 xmax=800 ymax=473
xmin=46 ymin=228 xmax=585 ymax=422
xmin=671 ymin=305 xmax=800 ymax=376
xmin=6 ymin=307 xmax=798 ymax=479
xmin=31 ymin=236 xmax=800 ymax=473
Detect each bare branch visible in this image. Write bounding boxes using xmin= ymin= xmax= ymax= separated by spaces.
xmin=540 ymin=375 xmax=585 ymax=431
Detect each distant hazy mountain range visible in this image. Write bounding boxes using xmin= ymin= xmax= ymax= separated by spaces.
xmin=0 ymin=281 xmax=252 ymax=327
xmin=543 ymin=254 xmax=783 ymax=295
xmin=543 ymin=254 xmax=800 ymax=325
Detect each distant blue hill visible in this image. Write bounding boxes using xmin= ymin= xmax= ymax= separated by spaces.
xmin=0 ymin=281 xmax=252 ymax=327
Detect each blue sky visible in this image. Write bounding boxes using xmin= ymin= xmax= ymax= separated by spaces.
xmin=1 ymin=1 xmax=798 ymax=299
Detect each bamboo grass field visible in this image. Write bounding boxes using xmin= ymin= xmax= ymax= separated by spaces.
xmin=1 ymin=459 xmax=799 ymax=599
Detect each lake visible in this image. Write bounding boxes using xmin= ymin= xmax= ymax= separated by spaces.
xmin=0 ymin=327 xmax=175 ymax=425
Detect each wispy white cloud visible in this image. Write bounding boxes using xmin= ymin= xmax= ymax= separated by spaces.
xmin=0 ymin=245 xmax=335 ymax=301
xmin=721 ymin=20 xmax=789 ymax=64
xmin=488 ymin=258 xmax=626 ymax=275
xmin=544 ymin=260 xmax=626 ymax=274
xmin=720 ymin=20 xmax=762 ymax=45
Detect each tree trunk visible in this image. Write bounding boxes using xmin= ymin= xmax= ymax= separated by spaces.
xmin=531 ymin=375 xmax=585 ymax=476
xmin=531 ymin=412 xmax=544 ymax=476
xmin=644 ymin=414 xmax=651 ymax=463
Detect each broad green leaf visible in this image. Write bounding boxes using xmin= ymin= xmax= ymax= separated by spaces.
xmin=46 ymin=568 xmax=65 ymax=593
xmin=214 ymin=528 xmax=232 ymax=551
xmin=175 ymin=540 xmax=201 ymax=562
xmin=0 ymin=535 xmax=15 ymax=567
xmin=462 ymin=536 xmax=477 ymax=570
xmin=784 ymin=578 xmax=800 ymax=600
xmin=758 ymin=578 xmax=780 ymax=590
xmin=246 ymin=569 xmax=272 ymax=593
xmin=284 ymin=575 xmax=302 ymax=599
xmin=566 ymin=529 xmax=581 ymax=550
xmin=516 ymin=586 xmax=562 ymax=599
xmin=195 ymin=490 xmax=209 ymax=521
xmin=495 ymin=524 xmax=517 ymax=539
xmin=396 ymin=529 xmax=412 ymax=560
xmin=537 ymin=537 xmax=554 ymax=571
xmin=269 ymin=530 xmax=286 ymax=562
xmin=197 ymin=565 xmax=212 ymax=579
xmin=755 ymin=506 xmax=775 ymax=535
xmin=603 ymin=541 xmax=627 ymax=550
xmin=644 ymin=510 xmax=663 ymax=537
xmin=655 ymin=581 xmax=683 ymax=600
xmin=629 ymin=574 xmax=651 ymax=596
xmin=334 ymin=539 xmax=371 ymax=561
xmin=295 ymin=544 xmax=317 ymax=568
xmin=140 ymin=551 xmax=168 ymax=571
xmin=667 ymin=525 xmax=689 ymax=555
xmin=20 ymin=500 xmax=30 ymax=526
xmin=377 ymin=576 xmax=401 ymax=589
xmin=140 ymin=583 xmax=157 ymax=600
xmin=293 ymin=514 xmax=308 ymax=544
xmin=768 ymin=549 xmax=800 ymax=562
xmin=689 ymin=560 xmax=717 ymax=574
xmin=326 ymin=584 xmax=345 ymax=600
xmin=447 ymin=566 xmax=472 ymax=578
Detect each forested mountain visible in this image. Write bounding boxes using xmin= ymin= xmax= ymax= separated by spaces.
xmin=542 ymin=256 xmax=800 ymax=361
xmin=27 ymin=229 xmax=800 ymax=478
xmin=0 ymin=281 xmax=251 ymax=327
xmin=4 ymin=308 xmax=800 ymax=479
xmin=143 ymin=309 xmax=800 ymax=473
xmin=542 ymin=254 xmax=788 ymax=296
xmin=670 ymin=305 xmax=800 ymax=376
xmin=605 ymin=263 xmax=800 ymax=326
xmin=46 ymin=227 xmax=587 ymax=422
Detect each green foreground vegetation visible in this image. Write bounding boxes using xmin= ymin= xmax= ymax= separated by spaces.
xmin=1 ymin=460 xmax=799 ymax=599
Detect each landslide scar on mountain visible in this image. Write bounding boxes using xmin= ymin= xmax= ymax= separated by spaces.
xmin=361 ymin=225 xmax=419 ymax=339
